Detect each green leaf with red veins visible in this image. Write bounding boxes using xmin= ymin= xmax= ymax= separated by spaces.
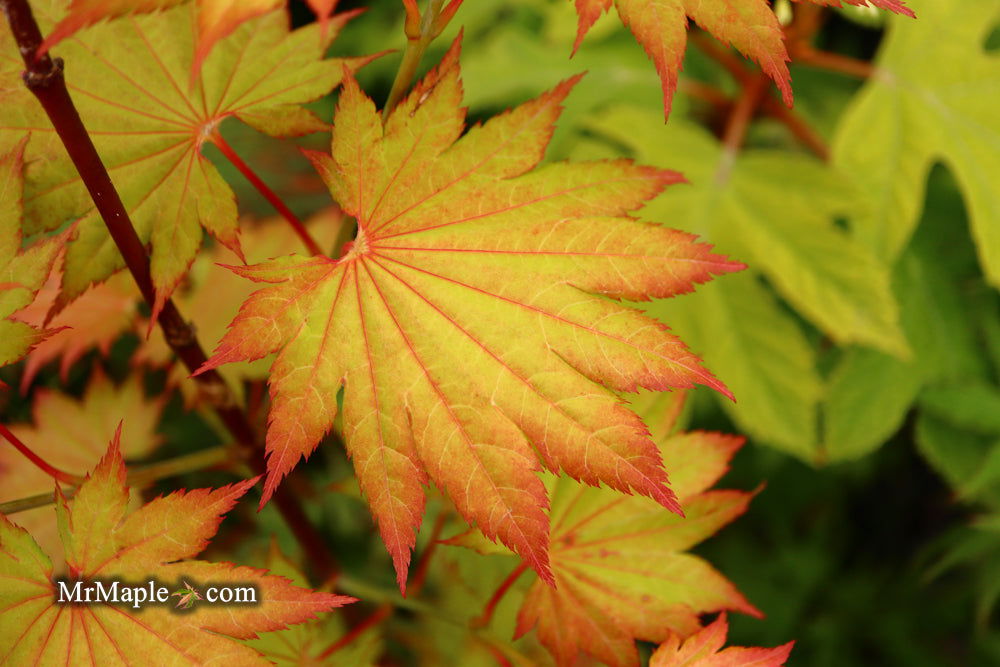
xmin=0 ymin=0 xmax=365 ymax=319
xmin=198 ymin=39 xmax=741 ymax=591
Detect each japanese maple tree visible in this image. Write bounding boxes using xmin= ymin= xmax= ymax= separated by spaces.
xmin=1 ymin=0 xmax=971 ymax=664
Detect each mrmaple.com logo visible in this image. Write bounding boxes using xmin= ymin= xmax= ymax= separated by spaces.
xmin=54 ymin=578 xmax=259 ymax=611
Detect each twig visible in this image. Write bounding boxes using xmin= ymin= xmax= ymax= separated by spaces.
xmin=783 ymin=3 xmax=825 ymax=45
xmin=0 ymin=423 xmax=83 ymax=485
xmin=762 ymin=97 xmax=830 ymax=160
xmin=210 ymin=132 xmax=324 ymax=256
xmin=472 ymin=561 xmax=529 ymax=629
xmin=721 ymin=72 xmax=768 ymax=156
xmin=691 ymin=32 xmax=752 ymax=84
xmin=792 ymin=47 xmax=875 ymax=78
xmin=678 ymin=79 xmax=731 ymax=112
xmin=409 ymin=510 xmax=448 ymax=595
xmin=1 ymin=0 xmax=337 ymax=580
xmin=319 ymin=603 xmax=392 ymax=658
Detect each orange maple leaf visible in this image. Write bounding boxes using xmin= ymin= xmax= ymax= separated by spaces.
xmin=650 ymin=613 xmax=794 ymax=666
xmin=198 ymin=40 xmax=742 ymax=590
xmin=512 ymin=427 xmax=758 ymax=666
xmin=0 ymin=427 xmax=353 ymax=663
xmin=570 ymin=0 xmax=914 ymax=117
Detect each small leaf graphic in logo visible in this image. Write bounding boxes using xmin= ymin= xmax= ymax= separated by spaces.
xmin=171 ymin=582 xmax=202 ymax=610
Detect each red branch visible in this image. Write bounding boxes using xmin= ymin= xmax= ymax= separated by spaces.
xmin=0 ymin=423 xmax=82 ymax=485
xmin=409 ymin=510 xmax=448 ymax=596
xmin=1 ymin=0 xmax=336 ymax=580
xmin=210 ymin=133 xmax=325 ymax=257
xmin=473 ymin=561 xmax=529 ymax=629
xmin=690 ymin=31 xmax=830 ymax=161
xmin=762 ymin=97 xmax=830 ymax=160
xmin=792 ymin=47 xmax=875 ymax=78
xmin=319 ymin=603 xmax=392 ymax=658
xmin=721 ymin=72 xmax=768 ymax=156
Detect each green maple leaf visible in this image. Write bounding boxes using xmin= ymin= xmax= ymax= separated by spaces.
xmin=576 ymin=105 xmax=905 ymax=461
xmin=0 ymin=138 xmax=64 ymax=369
xmin=198 ymin=41 xmax=741 ymax=590
xmin=833 ymin=0 xmax=1000 ymax=287
xmin=0 ymin=0 xmax=362 ymax=317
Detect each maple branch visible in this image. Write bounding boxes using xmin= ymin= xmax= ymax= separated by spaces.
xmin=472 ymin=561 xmax=529 ymax=629
xmin=382 ymin=0 xmax=449 ymax=121
xmin=691 ymin=32 xmax=753 ymax=85
xmin=792 ymin=47 xmax=875 ymax=79
xmin=679 ymin=79 xmax=732 ymax=112
xmin=689 ymin=32 xmax=829 ymax=160
xmin=210 ymin=132 xmax=325 ymax=256
xmin=721 ymin=71 xmax=768 ymax=157
xmin=762 ymin=97 xmax=830 ymax=160
xmin=319 ymin=603 xmax=392 ymax=658
xmin=0 ymin=423 xmax=83 ymax=486
xmin=1 ymin=0 xmax=337 ymax=580
xmin=409 ymin=510 xmax=449 ymax=595
xmin=783 ymin=3 xmax=825 ymax=46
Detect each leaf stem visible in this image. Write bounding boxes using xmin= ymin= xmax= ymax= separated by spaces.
xmin=472 ymin=561 xmax=529 ymax=629
xmin=679 ymin=79 xmax=732 ymax=112
xmin=762 ymin=97 xmax=830 ymax=160
xmin=1 ymin=0 xmax=338 ymax=580
xmin=792 ymin=47 xmax=875 ymax=79
xmin=382 ymin=0 xmax=448 ymax=122
xmin=0 ymin=423 xmax=83 ymax=485
xmin=210 ymin=132 xmax=325 ymax=256
xmin=409 ymin=509 xmax=448 ymax=595
xmin=319 ymin=603 xmax=392 ymax=658
xmin=721 ymin=71 xmax=767 ymax=158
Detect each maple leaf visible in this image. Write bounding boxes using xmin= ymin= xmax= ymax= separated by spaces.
xmin=41 ymin=0 xmax=286 ymax=85
xmin=650 ymin=613 xmax=794 ymax=667
xmin=0 ymin=427 xmax=353 ymax=664
xmin=0 ymin=371 xmax=165 ymax=564
xmin=14 ymin=264 xmax=138 ymax=391
xmin=198 ymin=40 xmax=741 ymax=589
xmin=569 ymin=0 xmax=913 ymax=117
xmin=510 ymin=421 xmax=758 ymax=666
xmin=832 ymin=0 xmax=1000 ymax=288
xmin=0 ymin=0 xmax=364 ymax=319
xmin=0 ymin=138 xmax=65 ymax=370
